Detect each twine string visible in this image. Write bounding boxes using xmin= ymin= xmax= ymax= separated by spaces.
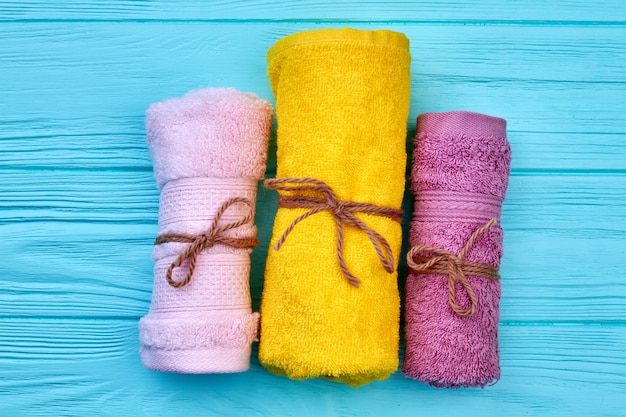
xmin=406 ymin=219 xmax=500 ymax=317
xmin=155 ymin=197 xmax=259 ymax=288
xmin=264 ymin=177 xmax=403 ymax=288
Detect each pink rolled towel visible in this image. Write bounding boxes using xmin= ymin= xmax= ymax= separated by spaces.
xmin=138 ymin=88 xmax=273 ymax=373
xmin=403 ymin=111 xmax=511 ymax=387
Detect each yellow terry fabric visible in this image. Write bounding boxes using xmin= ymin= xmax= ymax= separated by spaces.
xmin=259 ymin=28 xmax=411 ymax=386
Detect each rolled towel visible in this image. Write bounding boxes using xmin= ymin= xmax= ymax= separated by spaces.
xmin=139 ymin=88 xmax=273 ymax=373
xmin=259 ymin=28 xmax=411 ymax=386
xmin=402 ymin=110 xmax=512 ymax=387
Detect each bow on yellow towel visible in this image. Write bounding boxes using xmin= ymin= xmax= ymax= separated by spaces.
xmin=259 ymin=28 xmax=411 ymax=386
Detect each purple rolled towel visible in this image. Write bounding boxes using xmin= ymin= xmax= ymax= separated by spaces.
xmin=402 ymin=111 xmax=511 ymax=387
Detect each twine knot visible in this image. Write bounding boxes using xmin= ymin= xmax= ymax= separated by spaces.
xmin=264 ymin=177 xmax=403 ymax=288
xmin=155 ymin=197 xmax=259 ymax=288
xmin=406 ymin=219 xmax=501 ymax=317
xmin=333 ymin=201 xmax=348 ymax=215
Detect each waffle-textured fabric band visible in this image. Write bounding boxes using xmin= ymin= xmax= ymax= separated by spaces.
xmin=139 ymin=88 xmax=272 ymax=373
xmin=402 ymin=110 xmax=511 ymax=388
xmin=412 ymin=191 xmax=502 ymax=223
xmin=258 ymin=28 xmax=411 ymax=386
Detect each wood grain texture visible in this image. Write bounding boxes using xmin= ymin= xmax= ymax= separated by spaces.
xmin=1 ymin=0 xmax=625 ymax=22
xmin=1 ymin=24 xmax=625 ymax=171
xmin=0 ymin=0 xmax=625 ymax=415
xmin=0 ymin=173 xmax=624 ymax=321
xmin=3 ymin=131 xmax=626 ymax=172
xmin=0 ymin=320 xmax=624 ymax=417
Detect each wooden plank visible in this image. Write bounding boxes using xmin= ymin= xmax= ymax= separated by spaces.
xmin=0 ymin=319 xmax=624 ymax=416
xmin=0 ymin=133 xmax=151 ymax=169
xmin=0 ymin=170 xmax=159 ymax=223
xmin=0 ymin=172 xmax=624 ymax=321
xmin=1 ymin=0 xmax=624 ymax=22
xmin=508 ymin=132 xmax=626 ymax=172
xmin=2 ymin=23 xmax=624 ymax=98
xmin=1 ymin=24 xmax=625 ymax=170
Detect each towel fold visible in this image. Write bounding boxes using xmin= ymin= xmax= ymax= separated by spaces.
xmin=139 ymin=88 xmax=273 ymax=373
xmin=259 ymin=28 xmax=411 ymax=386
xmin=402 ymin=110 xmax=511 ymax=387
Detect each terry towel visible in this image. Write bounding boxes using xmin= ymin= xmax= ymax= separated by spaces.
xmin=403 ymin=111 xmax=511 ymax=387
xmin=259 ymin=28 xmax=411 ymax=386
xmin=139 ymin=88 xmax=273 ymax=373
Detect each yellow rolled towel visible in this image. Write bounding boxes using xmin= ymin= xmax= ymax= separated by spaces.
xmin=259 ymin=28 xmax=411 ymax=386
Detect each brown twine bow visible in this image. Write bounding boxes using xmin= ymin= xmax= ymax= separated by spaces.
xmin=155 ymin=197 xmax=259 ymax=288
xmin=406 ymin=219 xmax=501 ymax=317
xmin=264 ymin=177 xmax=403 ymax=288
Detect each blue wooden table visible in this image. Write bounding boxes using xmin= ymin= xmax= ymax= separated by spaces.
xmin=1 ymin=1 xmax=625 ymax=416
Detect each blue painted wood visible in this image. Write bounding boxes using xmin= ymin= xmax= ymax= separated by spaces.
xmin=1 ymin=1 xmax=625 ymax=415
xmin=1 ymin=174 xmax=624 ymax=322
xmin=1 ymin=0 xmax=624 ymax=22
xmin=1 ymin=320 xmax=625 ymax=416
